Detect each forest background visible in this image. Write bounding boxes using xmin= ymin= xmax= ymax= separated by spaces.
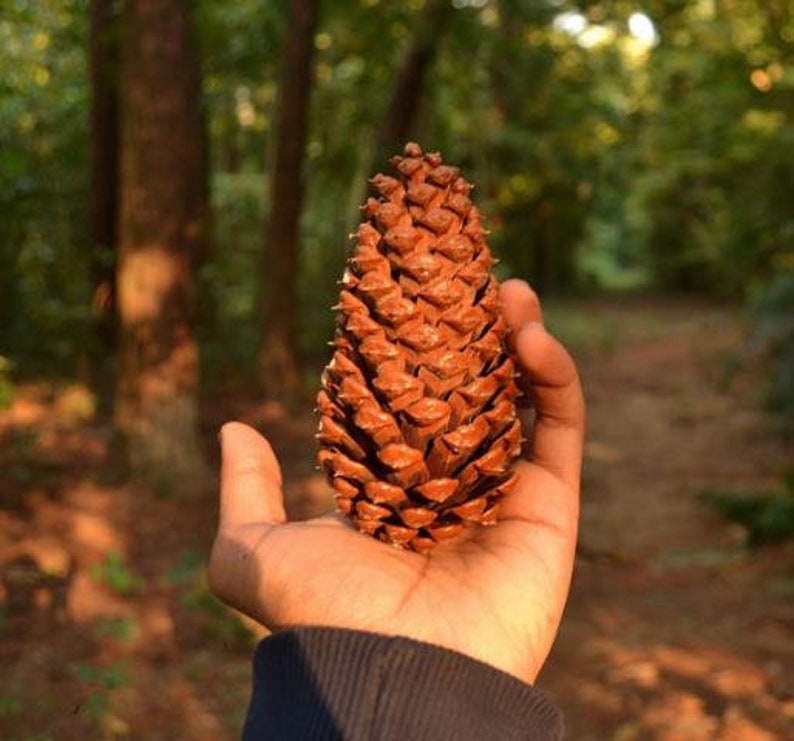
xmin=1 ymin=0 xmax=794 ymax=738
xmin=3 ymin=0 xmax=793 ymax=451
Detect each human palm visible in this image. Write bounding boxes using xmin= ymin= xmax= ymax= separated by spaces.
xmin=209 ymin=280 xmax=584 ymax=685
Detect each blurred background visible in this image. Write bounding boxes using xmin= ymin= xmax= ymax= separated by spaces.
xmin=1 ymin=0 xmax=793 ymax=738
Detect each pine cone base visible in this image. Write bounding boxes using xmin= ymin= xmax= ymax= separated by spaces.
xmin=317 ymin=142 xmax=521 ymax=552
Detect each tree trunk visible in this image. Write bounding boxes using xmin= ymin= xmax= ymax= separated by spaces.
xmin=369 ymin=0 xmax=454 ymax=174
xmin=116 ymin=0 xmax=207 ymax=489
xmin=260 ymin=0 xmax=319 ymax=398
xmin=89 ymin=0 xmax=120 ymax=360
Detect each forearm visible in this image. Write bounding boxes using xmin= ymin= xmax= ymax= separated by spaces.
xmin=243 ymin=627 xmax=562 ymax=741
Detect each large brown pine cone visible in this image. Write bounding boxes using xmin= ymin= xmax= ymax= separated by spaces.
xmin=316 ymin=142 xmax=522 ymax=553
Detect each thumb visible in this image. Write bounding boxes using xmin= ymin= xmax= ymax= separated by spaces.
xmin=219 ymin=421 xmax=287 ymax=528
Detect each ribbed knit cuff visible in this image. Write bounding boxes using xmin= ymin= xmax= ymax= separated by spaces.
xmin=242 ymin=627 xmax=562 ymax=740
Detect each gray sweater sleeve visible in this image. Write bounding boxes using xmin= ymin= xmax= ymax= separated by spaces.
xmin=242 ymin=627 xmax=563 ymax=740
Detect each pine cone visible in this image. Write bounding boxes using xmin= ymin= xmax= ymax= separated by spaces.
xmin=317 ymin=142 xmax=522 ymax=552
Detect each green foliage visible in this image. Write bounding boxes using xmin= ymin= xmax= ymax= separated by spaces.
xmin=199 ymin=173 xmax=265 ymax=387
xmin=71 ymin=661 xmax=129 ymax=724
xmin=1 ymin=0 xmax=793 ymax=387
xmin=90 ymin=551 xmax=145 ymax=596
xmin=543 ymin=302 xmax=622 ymax=357
xmin=92 ymin=615 xmax=137 ymax=643
xmin=0 ymin=356 xmax=15 ymax=410
xmin=749 ymin=273 xmax=794 ymax=424
xmin=165 ymin=548 xmax=254 ymax=647
xmin=0 ymin=0 xmax=93 ymax=374
xmin=0 ymin=693 xmax=23 ymax=717
xmin=72 ymin=661 xmax=130 ymax=690
xmin=699 ymin=472 xmax=794 ymax=546
xmin=628 ymin=1 xmax=794 ymax=296
xmin=198 ymin=0 xmax=286 ymax=174
xmin=163 ymin=547 xmax=205 ymax=588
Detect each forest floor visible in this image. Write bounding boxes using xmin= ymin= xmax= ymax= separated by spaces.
xmin=1 ymin=298 xmax=793 ymax=740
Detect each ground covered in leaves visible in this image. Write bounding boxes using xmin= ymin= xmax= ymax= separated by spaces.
xmin=1 ymin=299 xmax=793 ymax=740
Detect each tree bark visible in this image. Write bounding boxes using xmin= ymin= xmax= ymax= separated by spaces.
xmin=116 ymin=0 xmax=207 ymax=488
xmin=89 ymin=0 xmax=120 ymax=357
xmin=260 ymin=0 xmax=319 ymax=397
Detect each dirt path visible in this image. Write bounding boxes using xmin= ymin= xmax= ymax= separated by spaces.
xmin=540 ymin=301 xmax=794 ymax=740
xmin=1 ymin=300 xmax=792 ymax=739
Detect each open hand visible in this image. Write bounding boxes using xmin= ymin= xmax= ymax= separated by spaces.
xmin=208 ymin=279 xmax=585 ymax=684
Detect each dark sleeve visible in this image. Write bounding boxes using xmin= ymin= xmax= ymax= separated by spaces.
xmin=242 ymin=627 xmax=563 ymax=741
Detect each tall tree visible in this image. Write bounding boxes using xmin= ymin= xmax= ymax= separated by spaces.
xmin=260 ymin=0 xmax=319 ymax=397
xmin=115 ymin=0 xmax=207 ymax=486
xmin=89 ymin=0 xmax=120 ymax=378
xmin=369 ymin=0 xmax=454 ymax=174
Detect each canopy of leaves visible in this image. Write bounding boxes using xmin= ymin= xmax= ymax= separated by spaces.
xmin=1 ymin=0 xmax=792 ymax=406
